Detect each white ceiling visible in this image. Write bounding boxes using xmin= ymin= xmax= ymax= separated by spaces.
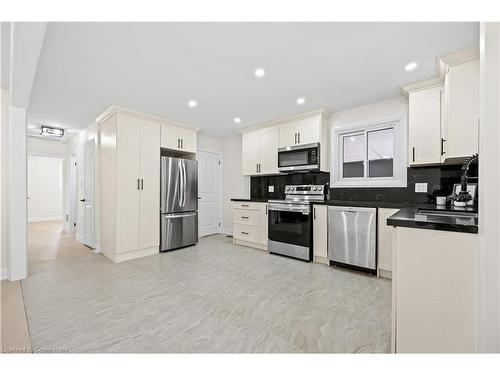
xmin=27 ymin=22 xmax=478 ymax=138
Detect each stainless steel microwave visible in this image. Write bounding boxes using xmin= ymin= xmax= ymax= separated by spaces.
xmin=278 ymin=142 xmax=320 ymax=172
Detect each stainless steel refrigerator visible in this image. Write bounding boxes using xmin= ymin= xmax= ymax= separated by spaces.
xmin=160 ymin=156 xmax=198 ymax=251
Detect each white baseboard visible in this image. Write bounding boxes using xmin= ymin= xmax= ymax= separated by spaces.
xmin=1 ymin=266 xmax=10 ymax=281
xmin=28 ymin=216 xmax=63 ymax=223
xmin=221 ymin=227 xmax=233 ymax=236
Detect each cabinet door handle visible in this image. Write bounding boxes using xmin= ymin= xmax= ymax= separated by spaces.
xmin=241 ymin=204 xmax=249 ymax=207
xmin=313 ymin=207 xmax=316 ymax=220
xmin=181 ymin=139 xmax=183 ymax=149
xmin=241 ymin=231 xmax=249 ymax=235
xmin=412 ymin=147 xmax=415 ymax=162
xmin=177 ymin=139 xmax=180 ymax=148
xmin=137 ymin=179 xmax=140 ymax=190
xmin=256 ymin=164 xmax=258 ymax=173
xmin=241 ymin=216 xmax=249 ymax=219
xmin=141 ymin=179 xmax=144 ymax=190
xmin=440 ymin=138 xmax=446 ymax=156
xmin=298 ymin=132 xmax=300 ymax=144
xmin=294 ymin=133 xmax=297 ymax=144
xmin=266 ymin=205 xmax=268 ymax=215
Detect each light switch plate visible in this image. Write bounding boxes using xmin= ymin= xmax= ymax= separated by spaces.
xmin=415 ymin=183 xmax=428 ymax=193
xmin=268 ymin=186 xmax=274 ymax=193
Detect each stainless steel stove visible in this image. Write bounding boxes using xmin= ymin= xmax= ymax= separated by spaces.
xmin=267 ymin=185 xmax=325 ymax=261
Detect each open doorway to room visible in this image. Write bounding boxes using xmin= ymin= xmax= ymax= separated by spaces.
xmin=26 ymin=138 xmax=90 ymax=267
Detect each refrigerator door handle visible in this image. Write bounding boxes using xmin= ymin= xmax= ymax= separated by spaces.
xmin=163 ymin=212 xmax=197 ymax=219
xmin=182 ymin=161 xmax=187 ymax=207
xmin=178 ymin=159 xmax=184 ymax=208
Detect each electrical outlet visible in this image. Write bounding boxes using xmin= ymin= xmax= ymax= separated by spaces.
xmin=268 ymin=186 xmax=274 ymax=193
xmin=415 ymin=183 xmax=428 ymax=193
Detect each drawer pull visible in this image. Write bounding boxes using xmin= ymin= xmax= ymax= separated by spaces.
xmin=241 ymin=204 xmax=249 ymax=207
xmin=241 ymin=216 xmax=249 ymax=219
xmin=241 ymin=231 xmax=249 ymax=235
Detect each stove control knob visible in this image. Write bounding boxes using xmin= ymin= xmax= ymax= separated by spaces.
xmin=318 ymin=187 xmax=323 ymax=191
xmin=313 ymin=187 xmax=318 ymax=191
xmin=290 ymin=187 xmax=295 ymax=191
xmin=286 ymin=187 xmax=290 ymax=191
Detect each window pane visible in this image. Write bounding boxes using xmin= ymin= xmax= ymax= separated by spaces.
xmin=368 ymin=128 xmax=393 ymax=177
xmin=342 ymin=133 xmax=364 ymax=178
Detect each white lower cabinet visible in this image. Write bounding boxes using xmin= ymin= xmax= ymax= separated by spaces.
xmin=99 ymin=111 xmax=160 ymax=263
xmin=392 ymin=227 xmax=477 ymax=353
xmin=312 ymin=205 xmax=328 ymax=264
xmin=377 ymin=208 xmax=399 ymax=278
xmin=232 ymin=202 xmax=268 ymax=250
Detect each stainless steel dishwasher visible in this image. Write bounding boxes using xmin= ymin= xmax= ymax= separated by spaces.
xmin=328 ymin=206 xmax=377 ymax=273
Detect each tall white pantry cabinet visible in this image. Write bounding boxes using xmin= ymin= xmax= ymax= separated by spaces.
xmin=99 ymin=110 xmax=161 ymax=263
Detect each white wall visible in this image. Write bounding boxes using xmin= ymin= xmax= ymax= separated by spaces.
xmin=1 ymin=88 xmax=9 ymax=280
xmin=221 ymin=135 xmax=250 ymax=234
xmin=478 ymin=22 xmax=500 ymax=353
xmin=28 ymin=137 xmax=68 ymax=155
xmin=198 ymin=133 xmax=222 ymax=153
xmin=330 ymin=96 xmax=408 ymax=128
xmin=27 ymin=155 xmax=63 ymax=222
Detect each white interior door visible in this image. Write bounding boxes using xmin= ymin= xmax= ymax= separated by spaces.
xmin=82 ymin=139 xmax=95 ymax=248
xmin=197 ymin=150 xmax=221 ymax=237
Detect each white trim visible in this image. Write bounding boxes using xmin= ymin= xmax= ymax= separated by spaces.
xmin=331 ymin=115 xmax=408 ymax=188
xmin=28 ymin=216 xmax=63 ymax=223
xmin=96 ymin=105 xmax=200 ymax=132
xmin=111 ymin=247 xmax=158 ymax=263
xmin=238 ymin=107 xmax=331 ymax=133
xmin=221 ymin=227 xmax=232 ymax=236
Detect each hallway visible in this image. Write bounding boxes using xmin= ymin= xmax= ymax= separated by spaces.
xmin=28 ymin=220 xmax=90 ymax=266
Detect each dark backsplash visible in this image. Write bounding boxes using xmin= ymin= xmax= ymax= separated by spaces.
xmin=250 ymin=164 xmax=478 ymax=204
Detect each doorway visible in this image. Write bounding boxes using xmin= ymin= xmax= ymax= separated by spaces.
xmin=197 ymin=150 xmax=222 ymax=237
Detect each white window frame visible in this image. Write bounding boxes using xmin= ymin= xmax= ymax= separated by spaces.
xmin=331 ymin=115 xmax=408 ymax=188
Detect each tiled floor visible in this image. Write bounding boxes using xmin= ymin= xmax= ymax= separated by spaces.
xmin=21 ymin=234 xmax=392 ymax=353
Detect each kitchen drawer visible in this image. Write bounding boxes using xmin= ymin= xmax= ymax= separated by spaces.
xmin=233 ymin=224 xmax=260 ymax=243
xmin=232 ymin=202 xmax=261 ymax=211
xmin=233 ymin=209 xmax=260 ymax=226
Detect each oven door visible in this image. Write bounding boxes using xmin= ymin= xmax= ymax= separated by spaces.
xmin=268 ymin=204 xmax=310 ymax=248
xmin=278 ymin=143 xmax=319 ymax=172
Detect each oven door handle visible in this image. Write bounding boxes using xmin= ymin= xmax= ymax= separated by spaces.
xmin=268 ymin=205 xmax=310 ymax=214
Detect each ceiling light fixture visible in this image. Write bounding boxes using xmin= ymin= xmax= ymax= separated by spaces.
xmin=296 ymin=97 xmax=306 ymax=105
xmin=40 ymin=126 xmax=64 ymax=138
xmin=234 ymin=117 xmax=241 ymax=124
xmin=254 ymin=68 xmax=265 ymax=78
xmin=405 ymin=62 xmax=418 ymax=71
xmin=188 ymin=100 xmax=197 ymax=107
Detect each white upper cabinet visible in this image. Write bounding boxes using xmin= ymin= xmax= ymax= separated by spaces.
xmin=442 ymin=59 xmax=479 ymax=160
xmin=409 ymin=86 xmax=443 ymax=165
xmin=160 ymin=122 xmax=198 ymax=153
xmin=278 ymin=116 xmax=321 ymax=147
xmin=240 ymin=109 xmax=330 ymax=176
xmin=242 ymin=129 xmax=261 ymax=175
xmin=241 ymin=127 xmax=279 ymax=175
xmin=406 ymin=58 xmax=479 ymax=166
xmin=258 ymin=127 xmax=279 ymax=174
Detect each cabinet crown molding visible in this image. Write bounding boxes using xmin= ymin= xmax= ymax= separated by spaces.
xmin=96 ymin=105 xmax=200 ymax=132
xmin=400 ymin=78 xmax=444 ymax=97
xmin=238 ymin=107 xmax=331 ymax=133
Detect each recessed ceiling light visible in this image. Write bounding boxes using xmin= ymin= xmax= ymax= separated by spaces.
xmin=405 ymin=62 xmax=418 ymax=71
xmin=254 ymin=68 xmax=265 ymax=78
xmin=188 ymin=100 xmax=197 ymax=107
xmin=296 ymin=97 xmax=306 ymax=105
xmin=233 ymin=117 xmax=242 ymax=124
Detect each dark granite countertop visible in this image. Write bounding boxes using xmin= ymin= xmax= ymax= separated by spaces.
xmin=387 ymin=207 xmax=478 ymax=234
xmin=231 ymin=198 xmax=269 ymax=203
